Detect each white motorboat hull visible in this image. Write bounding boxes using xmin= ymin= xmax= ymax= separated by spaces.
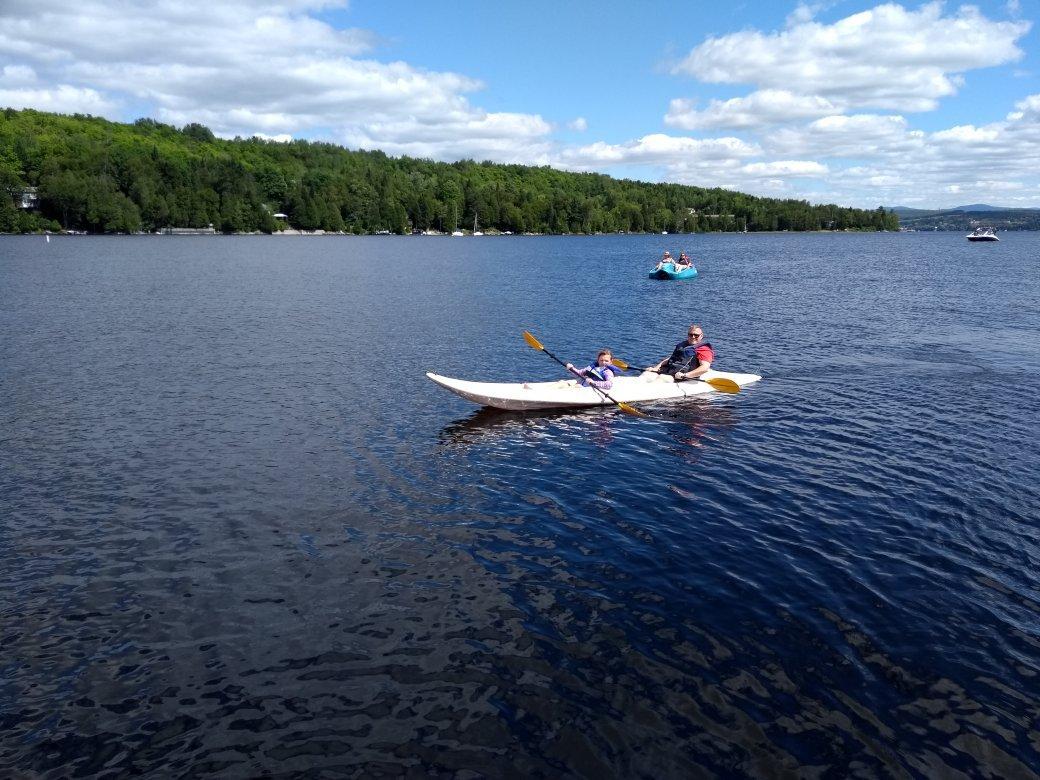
xmin=426 ymin=370 xmax=762 ymax=411
xmin=967 ymin=230 xmax=999 ymax=241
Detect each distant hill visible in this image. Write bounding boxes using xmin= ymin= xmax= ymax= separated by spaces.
xmin=951 ymin=203 xmax=1006 ymax=212
xmin=889 ymin=203 xmax=1012 ymax=216
xmin=889 ymin=206 xmax=945 ymax=218
xmin=890 ymin=204 xmax=1040 ymax=231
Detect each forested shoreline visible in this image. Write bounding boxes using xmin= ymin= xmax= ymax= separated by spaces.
xmin=1 ymin=108 xmax=899 ymax=235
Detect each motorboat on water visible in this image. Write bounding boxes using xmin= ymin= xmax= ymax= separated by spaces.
xmin=967 ymin=228 xmax=999 ymax=241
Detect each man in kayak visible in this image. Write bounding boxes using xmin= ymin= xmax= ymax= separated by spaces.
xmin=675 ymin=251 xmax=692 ymax=269
xmin=644 ymin=325 xmax=714 ymax=382
xmin=566 ymin=349 xmax=622 ymax=390
xmin=654 ymin=250 xmax=673 ymax=270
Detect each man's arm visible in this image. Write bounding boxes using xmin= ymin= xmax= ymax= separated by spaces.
xmin=677 ymin=358 xmax=711 ymax=381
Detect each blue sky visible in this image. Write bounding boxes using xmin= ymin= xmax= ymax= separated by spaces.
xmin=1 ymin=1 xmax=1038 ymax=208
xmin=336 ymin=2 xmax=811 ymax=139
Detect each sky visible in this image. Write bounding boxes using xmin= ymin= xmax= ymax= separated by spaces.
xmin=1 ymin=0 xmax=1038 ymax=209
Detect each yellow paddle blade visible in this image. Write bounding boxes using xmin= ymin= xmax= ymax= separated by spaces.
xmin=618 ymin=402 xmax=649 ymax=417
xmin=609 ymin=357 xmax=629 ymax=371
xmin=704 ymin=377 xmax=740 ymax=394
xmin=522 ymin=331 xmax=544 ymax=351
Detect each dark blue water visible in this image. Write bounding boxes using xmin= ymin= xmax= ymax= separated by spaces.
xmin=2 ymin=233 xmax=1038 ymax=777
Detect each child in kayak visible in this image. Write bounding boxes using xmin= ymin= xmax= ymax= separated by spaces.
xmin=566 ymin=349 xmax=622 ymax=390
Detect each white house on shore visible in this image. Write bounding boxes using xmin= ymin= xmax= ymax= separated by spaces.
xmin=18 ymin=187 xmax=38 ymax=209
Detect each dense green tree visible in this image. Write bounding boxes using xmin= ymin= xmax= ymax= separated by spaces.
xmin=0 ymin=107 xmax=899 ymax=235
xmin=0 ymin=191 xmax=18 ymax=231
xmin=182 ymin=123 xmax=216 ymax=143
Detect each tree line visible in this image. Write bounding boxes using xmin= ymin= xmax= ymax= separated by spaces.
xmin=1 ymin=108 xmax=899 ymax=235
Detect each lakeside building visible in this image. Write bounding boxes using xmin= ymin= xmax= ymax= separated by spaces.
xmin=18 ymin=187 xmax=38 ymax=209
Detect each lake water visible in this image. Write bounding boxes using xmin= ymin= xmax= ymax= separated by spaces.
xmin=2 ymin=232 xmax=1038 ymax=777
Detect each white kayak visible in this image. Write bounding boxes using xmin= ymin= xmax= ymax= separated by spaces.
xmin=426 ymin=369 xmax=761 ymax=411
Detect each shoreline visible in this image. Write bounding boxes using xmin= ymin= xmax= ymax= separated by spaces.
xmin=1 ymin=228 xmax=919 ymax=238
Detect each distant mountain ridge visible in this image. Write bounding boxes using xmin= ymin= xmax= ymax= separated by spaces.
xmin=888 ymin=203 xmax=1040 ymax=231
xmin=889 ymin=203 xmax=1011 ymax=216
xmin=950 ymin=203 xmax=1006 ymax=212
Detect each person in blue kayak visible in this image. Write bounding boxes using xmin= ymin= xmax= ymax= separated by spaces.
xmin=654 ymin=250 xmax=673 ymax=271
xmin=675 ymin=250 xmax=692 ymax=269
xmin=566 ymin=349 xmax=622 ymax=390
xmin=644 ymin=325 xmax=714 ymax=381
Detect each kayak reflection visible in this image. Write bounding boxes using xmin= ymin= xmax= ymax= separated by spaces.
xmin=438 ymin=400 xmax=737 ymax=453
xmin=438 ymin=406 xmax=620 ymax=449
xmin=653 ymin=401 xmax=739 ymax=461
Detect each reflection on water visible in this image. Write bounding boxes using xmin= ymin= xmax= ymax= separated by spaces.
xmin=439 ymin=398 xmax=739 ymax=456
xmin=438 ymin=405 xmax=601 ymax=446
xmin=3 ymin=233 xmax=1040 ymax=776
xmin=654 ymin=400 xmax=739 ymax=457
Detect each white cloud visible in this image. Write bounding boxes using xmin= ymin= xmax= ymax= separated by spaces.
xmin=930 ymin=124 xmax=1001 ymax=143
xmin=615 ymin=91 xmax=1040 ymax=207
xmin=0 ymin=0 xmax=553 ymax=164
xmin=665 ymin=90 xmax=840 ymax=130
xmin=767 ymin=114 xmax=922 ymax=158
xmin=345 ymin=112 xmax=554 ymax=163
xmin=654 ymin=4 xmax=1040 ymax=205
xmin=567 ymin=117 xmax=588 ymax=131
xmin=252 ymin=132 xmax=293 ymax=143
xmin=672 ymin=2 xmax=1030 ymax=112
xmin=1008 ymin=93 xmax=1040 ymax=121
xmin=771 ymin=97 xmax=1040 ymax=207
xmin=0 ymin=0 xmax=374 ymax=68
xmin=740 ymin=160 xmax=828 ymax=177
xmin=786 ymin=3 xmax=822 ymax=26
xmin=557 ymin=93 xmax=1040 ymax=207
xmin=0 ymin=76 xmax=117 ymax=115
xmin=558 ymin=133 xmax=759 ymax=169
xmin=1 ymin=64 xmax=37 ymax=86
xmin=4 ymin=64 xmax=123 ymax=114
xmin=553 ymin=134 xmax=824 ymax=195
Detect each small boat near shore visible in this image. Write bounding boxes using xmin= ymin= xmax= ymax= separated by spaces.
xmin=426 ymin=370 xmax=760 ymax=411
xmin=967 ymin=228 xmax=999 ymax=241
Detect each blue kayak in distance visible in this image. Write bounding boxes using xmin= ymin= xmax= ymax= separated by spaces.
xmin=649 ymin=262 xmax=698 ymax=280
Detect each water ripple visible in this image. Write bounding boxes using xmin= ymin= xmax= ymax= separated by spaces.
xmin=2 ymin=233 xmax=1039 ymax=776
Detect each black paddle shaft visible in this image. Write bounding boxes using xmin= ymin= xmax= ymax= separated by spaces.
xmin=538 ymin=345 xmax=570 ymax=372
